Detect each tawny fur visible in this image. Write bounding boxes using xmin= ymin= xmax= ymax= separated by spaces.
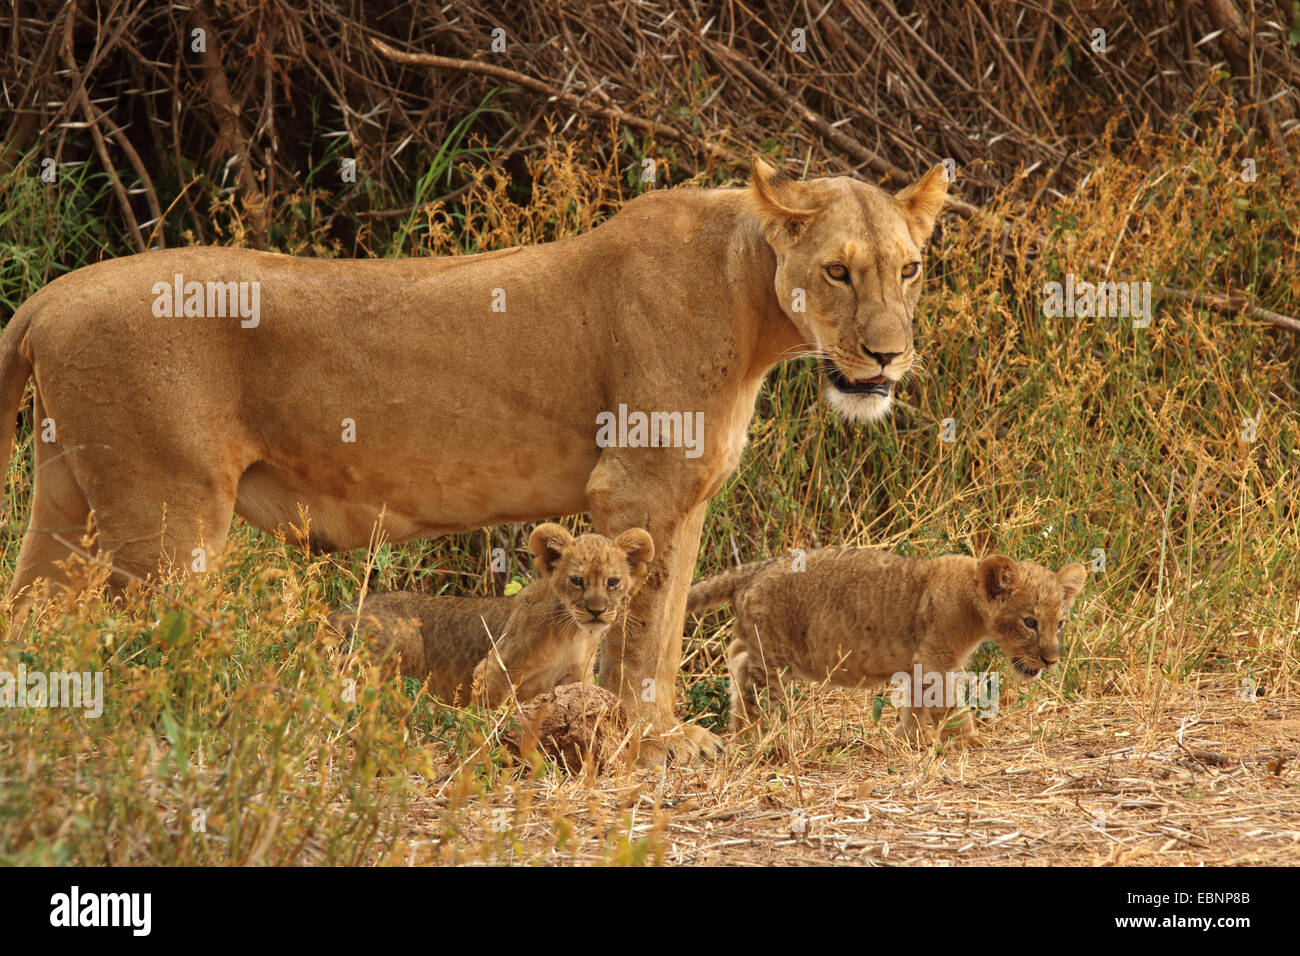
xmin=329 ymin=523 xmax=653 ymax=707
xmin=688 ymin=548 xmax=1086 ymax=744
xmin=0 ymin=157 xmax=946 ymax=762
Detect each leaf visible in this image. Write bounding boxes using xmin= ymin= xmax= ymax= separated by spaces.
xmin=160 ymin=711 xmax=180 ymax=747
xmin=157 ymin=610 xmax=190 ymax=648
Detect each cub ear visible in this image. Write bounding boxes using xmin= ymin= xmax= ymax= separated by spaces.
xmin=749 ymin=155 xmax=816 ymax=241
xmin=1057 ymin=563 xmax=1087 ymax=607
xmin=613 ymin=528 xmax=655 ymax=582
xmin=894 ymin=164 xmax=949 ymax=246
xmin=528 ymin=523 xmax=574 ymax=578
xmin=976 ymin=555 xmax=1019 ymax=602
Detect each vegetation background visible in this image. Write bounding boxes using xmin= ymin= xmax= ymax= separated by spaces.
xmin=1 ymin=1 xmax=1297 ymax=864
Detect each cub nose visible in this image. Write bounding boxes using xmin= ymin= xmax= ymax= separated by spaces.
xmin=585 ymin=602 xmax=607 ymax=618
xmin=861 ymin=347 xmax=901 ymax=368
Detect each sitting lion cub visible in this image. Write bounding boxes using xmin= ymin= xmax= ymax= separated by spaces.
xmin=687 ymin=549 xmax=1085 ymax=744
xmin=329 ymin=523 xmax=654 ymax=707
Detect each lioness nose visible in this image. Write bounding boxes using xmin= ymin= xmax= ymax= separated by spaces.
xmin=862 ymin=347 xmax=901 ymax=368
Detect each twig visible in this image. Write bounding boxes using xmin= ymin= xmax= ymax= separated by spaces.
xmin=704 ymin=39 xmax=980 ymax=218
xmin=1158 ymin=286 xmax=1300 ymax=335
xmin=370 ymin=37 xmax=739 ymax=164
xmin=61 ymin=2 xmax=146 ymax=252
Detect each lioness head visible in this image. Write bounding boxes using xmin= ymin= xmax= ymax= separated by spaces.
xmin=749 ymin=157 xmax=948 ymax=422
xmin=529 ymin=523 xmax=655 ymax=633
xmin=975 ymin=556 xmax=1087 ymax=680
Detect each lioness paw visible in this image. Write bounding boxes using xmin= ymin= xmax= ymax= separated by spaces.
xmin=642 ymin=723 xmax=726 ymax=766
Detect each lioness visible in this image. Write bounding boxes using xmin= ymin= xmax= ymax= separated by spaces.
xmin=0 ymin=156 xmax=947 ymax=761
xmin=688 ymin=550 xmax=1086 ymax=744
xmin=329 ymin=523 xmax=653 ymax=707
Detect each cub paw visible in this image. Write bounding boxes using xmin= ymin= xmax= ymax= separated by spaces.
xmin=893 ymin=721 xmax=938 ymax=746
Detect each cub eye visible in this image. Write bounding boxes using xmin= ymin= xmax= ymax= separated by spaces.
xmin=569 ymin=576 xmax=584 ymax=587
xmin=1023 ymin=616 xmax=1038 ymax=631
xmin=901 ymin=262 xmax=920 ymax=279
xmin=607 ymin=578 xmax=620 ymax=589
xmin=825 ymin=264 xmax=849 ymax=282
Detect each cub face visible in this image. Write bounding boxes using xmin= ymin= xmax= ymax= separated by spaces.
xmin=528 ymin=523 xmax=655 ymax=633
xmin=976 ymin=556 xmax=1087 ymax=680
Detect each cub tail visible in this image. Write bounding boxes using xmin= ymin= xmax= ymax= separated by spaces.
xmin=687 ymin=556 xmax=786 ymax=614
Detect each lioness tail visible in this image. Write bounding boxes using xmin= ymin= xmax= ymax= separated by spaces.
xmin=0 ymin=305 xmax=34 ymax=487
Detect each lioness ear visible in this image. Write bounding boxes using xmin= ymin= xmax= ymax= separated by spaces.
xmin=528 ymin=523 xmax=573 ymax=578
xmin=1058 ymin=563 xmax=1087 ymax=607
xmin=750 ymin=155 xmax=815 ymax=240
xmin=895 ymin=164 xmax=949 ymax=246
xmin=614 ymin=528 xmax=655 ymax=582
xmin=976 ymin=555 xmax=1019 ymax=601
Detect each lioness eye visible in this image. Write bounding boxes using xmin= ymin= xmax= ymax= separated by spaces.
xmin=607 ymin=578 xmax=620 ymax=588
xmin=569 ymin=576 xmax=584 ymax=587
xmin=901 ymin=262 xmax=920 ymax=279
xmin=825 ymin=264 xmax=849 ymax=282
xmin=1023 ymin=616 xmax=1038 ymax=630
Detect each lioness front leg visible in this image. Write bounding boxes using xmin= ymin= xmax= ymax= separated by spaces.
xmin=589 ymin=494 xmax=721 ymax=764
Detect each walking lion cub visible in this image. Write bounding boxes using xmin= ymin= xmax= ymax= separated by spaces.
xmin=688 ymin=549 xmax=1085 ymax=744
xmin=329 ymin=523 xmax=654 ymax=707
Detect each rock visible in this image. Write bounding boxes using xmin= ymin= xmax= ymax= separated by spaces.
xmin=501 ymin=683 xmax=628 ymax=773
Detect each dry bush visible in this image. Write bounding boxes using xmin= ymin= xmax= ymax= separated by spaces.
xmin=3 ymin=0 xmax=1297 ymax=261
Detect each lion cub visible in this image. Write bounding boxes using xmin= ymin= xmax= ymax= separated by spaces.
xmin=688 ymin=549 xmax=1085 ymax=744
xmin=329 ymin=523 xmax=654 ymax=707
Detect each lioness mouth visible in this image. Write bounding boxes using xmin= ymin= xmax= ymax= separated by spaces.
xmin=822 ymin=359 xmax=892 ymax=396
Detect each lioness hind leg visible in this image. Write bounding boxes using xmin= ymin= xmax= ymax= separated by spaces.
xmin=4 ymin=435 xmax=93 ymax=620
xmin=86 ymin=466 xmax=238 ymax=590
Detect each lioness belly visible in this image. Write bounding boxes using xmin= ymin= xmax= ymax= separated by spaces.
xmin=234 ymin=457 xmax=592 ymax=551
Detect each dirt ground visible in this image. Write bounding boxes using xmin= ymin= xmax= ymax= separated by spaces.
xmin=389 ymin=687 xmax=1300 ymax=866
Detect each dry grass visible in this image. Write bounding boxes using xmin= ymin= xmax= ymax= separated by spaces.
xmin=390 ymin=689 xmax=1299 ymax=866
